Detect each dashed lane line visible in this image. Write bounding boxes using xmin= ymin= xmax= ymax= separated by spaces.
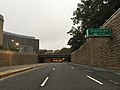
xmin=53 ymin=68 xmax=55 ymax=71
xmin=87 ymin=75 xmax=103 ymax=85
xmin=71 ymin=67 xmax=74 ymax=69
xmin=41 ymin=76 xmax=49 ymax=87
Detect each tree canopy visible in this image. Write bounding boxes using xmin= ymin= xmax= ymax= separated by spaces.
xmin=54 ymin=47 xmax=70 ymax=54
xmin=68 ymin=0 xmax=120 ymax=52
xmin=59 ymin=47 xmax=70 ymax=54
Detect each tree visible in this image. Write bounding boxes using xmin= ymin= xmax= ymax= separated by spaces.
xmin=68 ymin=0 xmax=120 ymax=52
xmin=59 ymin=47 xmax=70 ymax=54
xmin=54 ymin=48 xmax=70 ymax=54
xmin=54 ymin=50 xmax=60 ymax=54
xmin=38 ymin=49 xmax=47 ymax=54
xmin=67 ymin=26 xmax=86 ymax=52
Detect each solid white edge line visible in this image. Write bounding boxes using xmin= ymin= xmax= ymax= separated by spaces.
xmin=87 ymin=75 xmax=103 ymax=85
xmin=41 ymin=77 xmax=49 ymax=87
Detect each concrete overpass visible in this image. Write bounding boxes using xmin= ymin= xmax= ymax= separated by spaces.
xmin=38 ymin=54 xmax=71 ymax=63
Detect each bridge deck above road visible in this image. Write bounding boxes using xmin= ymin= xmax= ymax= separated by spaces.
xmin=39 ymin=54 xmax=71 ymax=58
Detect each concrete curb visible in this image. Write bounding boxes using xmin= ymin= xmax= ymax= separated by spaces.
xmin=0 ymin=64 xmax=45 ymax=79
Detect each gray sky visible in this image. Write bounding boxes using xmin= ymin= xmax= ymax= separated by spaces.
xmin=0 ymin=0 xmax=80 ymax=50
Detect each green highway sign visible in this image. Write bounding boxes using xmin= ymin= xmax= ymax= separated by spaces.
xmin=86 ymin=28 xmax=112 ymax=37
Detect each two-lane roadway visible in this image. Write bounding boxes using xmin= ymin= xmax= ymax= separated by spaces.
xmin=0 ymin=63 xmax=120 ymax=90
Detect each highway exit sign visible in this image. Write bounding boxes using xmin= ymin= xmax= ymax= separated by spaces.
xmin=86 ymin=28 xmax=112 ymax=37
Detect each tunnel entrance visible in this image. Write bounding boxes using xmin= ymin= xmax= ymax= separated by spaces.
xmin=38 ymin=54 xmax=71 ymax=63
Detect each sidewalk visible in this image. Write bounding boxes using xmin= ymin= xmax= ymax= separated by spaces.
xmin=0 ymin=64 xmax=44 ymax=72
xmin=0 ymin=63 xmax=46 ymax=79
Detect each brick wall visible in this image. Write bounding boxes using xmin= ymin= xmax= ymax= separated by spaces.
xmin=0 ymin=51 xmax=38 ymax=67
xmin=71 ymin=8 xmax=120 ymax=68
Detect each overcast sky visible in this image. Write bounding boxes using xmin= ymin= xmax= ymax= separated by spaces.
xmin=0 ymin=0 xmax=80 ymax=50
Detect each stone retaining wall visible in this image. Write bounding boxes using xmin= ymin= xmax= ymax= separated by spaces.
xmin=0 ymin=51 xmax=38 ymax=67
xmin=71 ymin=8 xmax=120 ymax=68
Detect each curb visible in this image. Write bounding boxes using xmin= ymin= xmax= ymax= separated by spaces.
xmin=0 ymin=64 xmax=45 ymax=79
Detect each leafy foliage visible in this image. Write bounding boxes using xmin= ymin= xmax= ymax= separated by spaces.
xmin=67 ymin=26 xmax=86 ymax=52
xmin=68 ymin=0 xmax=120 ymax=52
xmin=54 ymin=47 xmax=70 ymax=54
xmin=59 ymin=47 xmax=70 ymax=54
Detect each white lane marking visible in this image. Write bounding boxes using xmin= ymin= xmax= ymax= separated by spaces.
xmin=71 ymin=67 xmax=74 ymax=69
xmin=87 ymin=75 xmax=103 ymax=85
xmin=108 ymin=80 xmax=119 ymax=85
xmin=41 ymin=77 xmax=49 ymax=87
xmin=53 ymin=68 xmax=55 ymax=71
xmin=114 ymin=82 xmax=119 ymax=85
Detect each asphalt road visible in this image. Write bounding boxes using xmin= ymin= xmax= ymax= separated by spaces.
xmin=0 ymin=63 xmax=120 ymax=90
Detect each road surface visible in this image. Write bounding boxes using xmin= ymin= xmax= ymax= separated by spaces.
xmin=0 ymin=63 xmax=120 ymax=90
